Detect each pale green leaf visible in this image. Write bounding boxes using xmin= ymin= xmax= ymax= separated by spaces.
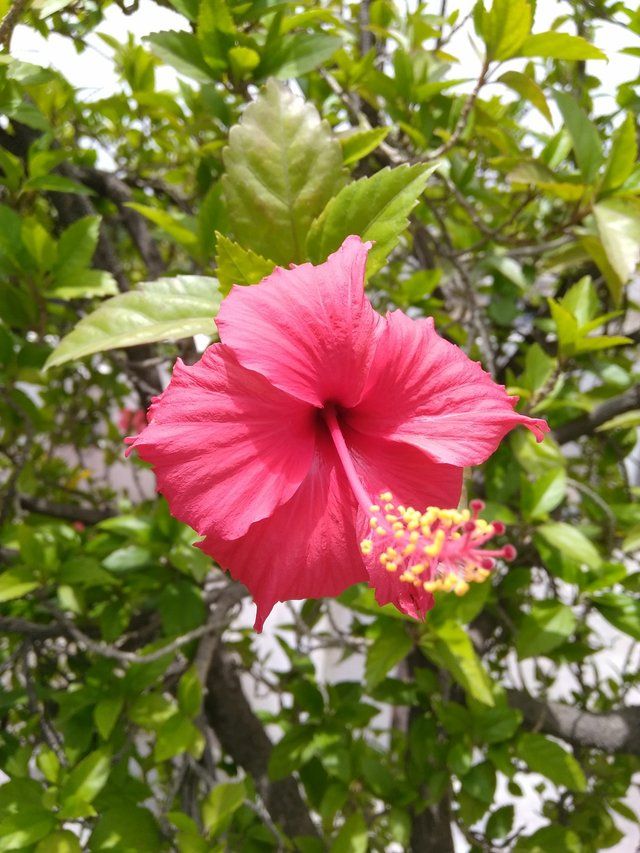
xmin=60 ymin=749 xmax=111 ymax=805
xmin=482 ymin=0 xmax=532 ymax=60
xmin=340 ymin=127 xmax=390 ymax=166
xmin=146 ymin=31 xmax=215 ymax=83
xmin=516 ymin=601 xmax=577 ymax=659
xmin=538 ymin=522 xmax=602 ymax=569
xmin=125 ymin=203 xmax=198 ymax=248
xmin=53 ymin=215 xmax=100 ymax=275
xmin=498 ymin=70 xmax=552 ymax=124
xmin=49 ymin=270 xmax=118 ymax=300
xmin=519 ymin=32 xmax=606 ymax=60
xmin=23 ymin=174 xmax=93 ymax=195
xmin=0 ymin=567 xmax=39 ymax=602
xmin=214 ymin=233 xmax=274 ymax=292
xmin=593 ymin=198 xmax=640 ymax=284
xmin=518 ymin=733 xmax=587 ymax=791
xmin=35 ymin=830 xmax=82 ymax=853
xmin=45 ymin=275 xmax=220 ymax=369
xmin=201 ymin=780 xmax=246 ymax=836
xmin=554 ymin=91 xmax=603 ymax=183
xmin=421 ymin=622 xmax=495 ymax=706
xmin=307 ymin=163 xmax=436 ymax=276
xmin=331 ymin=813 xmax=368 ymax=853
xmin=601 ymin=113 xmax=637 ymax=192
xmin=262 ymin=33 xmax=342 ymax=79
xmin=222 ymin=79 xmax=345 ymax=265
xmin=596 ymin=409 xmax=640 ymax=432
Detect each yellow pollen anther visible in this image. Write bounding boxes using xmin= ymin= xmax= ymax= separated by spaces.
xmin=411 ymin=563 xmax=425 ymax=575
xmin=380 ymin=491 xmax=393 ymax=501
xmin=370 ymin=517 xmax=378 ymax=528
xmin=454 ymin=580 xmax=470 ymax=596
xmin=376 ymin=526 xmax=386 ymax=536
xmin=369 ymin=504 xmax=380 ymax=513
xmin=360 ymin=539 xmax=373 ymax=555
xmin=394 ymin=530 xmax=405 ymax=539
xmin=386 ymin=562 xmax=397 ymax=572
xmin=385 ymin=513 xmax=397 ymax=523
xmin=403 ymin=544 xmax=416 ymax=556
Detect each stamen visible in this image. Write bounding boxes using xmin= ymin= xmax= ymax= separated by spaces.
xmin=359 ymin=493 xmax=515 ymax=603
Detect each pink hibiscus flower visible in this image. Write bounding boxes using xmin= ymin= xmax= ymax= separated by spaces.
xmin=127 ymin=236 xmax=548 ymax=630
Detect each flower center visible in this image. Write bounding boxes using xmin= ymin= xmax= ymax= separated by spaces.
xmin=361 ymin=494 xmax=515 ymax=596
xmin=322 ymin=405 xmax=515 ymax=599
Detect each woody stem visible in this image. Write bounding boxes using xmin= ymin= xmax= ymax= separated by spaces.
xmin=322 ymin=405 xmax=372 ymax=514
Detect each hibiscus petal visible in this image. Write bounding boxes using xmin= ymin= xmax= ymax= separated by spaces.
xmin=126 ymin=345 xmax=315 ymax=540
xmin=345 ymin=426 xmax=463 ymax=618
xmin=347 ymin=311 xmax=549 ymax=466
xmin=215 ymin=235 xmax=381 ymax=408
xmin=198 ymin=430 xmax=368 ymax=631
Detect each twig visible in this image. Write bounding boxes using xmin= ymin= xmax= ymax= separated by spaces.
xmin=0 ymin=0 xmax=30 ymax=51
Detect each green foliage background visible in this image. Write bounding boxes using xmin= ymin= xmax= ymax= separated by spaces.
xmin=0 ymin=0 xmax=639 ymax=850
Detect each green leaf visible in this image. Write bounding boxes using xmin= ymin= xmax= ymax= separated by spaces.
xmin=601 ymin=113 xmax=637 ymax=192
xmin=519 ymin=32 xmax=606 ymax=60
xmin=594 ymin=198 xmax=640 ymax=284
xmin=53 ymin=215 xmax=100 ymax=275
xmin=35 ymin=831 xmax=82 ymax=853
xmin=146 ymin=31 xmax=215 ymax=83
xmin=596 ymin=409 xmax=640 ymax=432
xmin=331 ymin=812 xmax=368 ymax=853
xmin=262 ymin=33 xmax=342 ymax=79
xmin=549 ymin=297 xmax=579 ymax=355
xmin=23 ymin=174 xmax=93 ymax=195
xmin=125 ymin=203 xmax=198 ymax=248
xmin=340 ymin=127 xmax=390 ymax=166
xmin=538 ymin=522 xmax=602 ymax=569
xmin=154 ymin=714 xmax=204 ymax=762
xmin=201 ymin=780 xmax=246 ymax=836
xmin=0 ymin=812 xmax=55 ymax=852
xmin=516 ymin=601 xmax=577 ymax=659
xmin=223 ymin=79 xmax=344 ymax=265
xmin=498 ymin=70 xmax=552 ymax=124
xmin=515 ymin=826 xmax=582 ymax=853
xmin=50 ymin=270 xmax=118 ymax=300
xmin=592 ymin=593 xmax=640 ymax=641
xmin=102 ymin=545 xmax=152 ymax=573
xmin=307 ymin=163 xmax=436 ymax=277
xmin=486 ymin=805 xmax=515 ymax=840
xmin=60 ymin=749 xmax=111 ymax=805
xmin=521 ymin=468 xmax=566 ymax=520
xmin=481 ymin=0 xmax=532 ymax=60
xmin=365 ymin=621 xmax=413 ymax=688
xmin=90 ymin=806 xmax=161 ymax=852
xmin=0 ymin=567 xmax=39 ymax=602
xmin=421 ymin=622 xmax=495 ymax=706
xmin=517 ymin=733 xmax=587 ymax=791
xmin=215 ymin=233 xmax=275 ymax=292
xmin=462 ymin=761 xmax=496 ymax=804
xmin=45 ymin=275 xmax=220 ymax=368
xmin=553 ymin=91 xmax=603 ymax=183
xmin=93 ymin=695 xmax=124 ymax=740
xmin=177 ymin=667 xmax=202 ymax=718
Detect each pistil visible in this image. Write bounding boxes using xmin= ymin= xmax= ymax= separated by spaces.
xmin=323 ymin=405 xmax=515 ymax=602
